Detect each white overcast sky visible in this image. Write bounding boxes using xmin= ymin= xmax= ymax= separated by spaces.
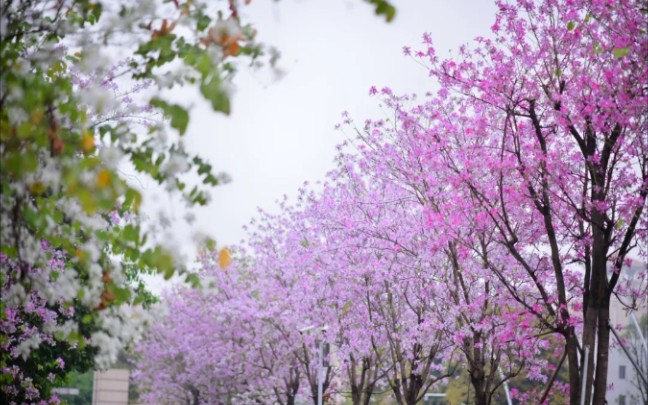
xmin=141 ymin=0 xmax=498 ymax=267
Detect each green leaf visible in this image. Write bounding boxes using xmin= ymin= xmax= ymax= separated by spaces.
xmin=89 ymin=3 xmax=103 ymax=25
xmin=613 ymin=47 xmax=629 ymax=58
xmin=194 ymin=52 xmax=213 ymax=77
xmin=366 ymin=0 xmax=396 ymax=22
xmin=185 ymin=273 xmax=201 ymax=288
xmin=77 ymin=188 xmax=97 ymax=213
xmin=592 ymin=42 xmax=603 ymax=55
xmin=200 ymin=76 xmax=231 ymax=114
xmin=197 ymin=14 xmax=212 ymax=31
xmin=150 ymin=98 xmax=190 ymax=135
xmin=107 ymin=283 xmax=131 ymax=304
xmin=163 ymin=266 xmax=175 ymax=280
xmin=122 ymin=224 xmax=140 ymax=244
xmin=123 ymin=188 xmax=142 ymax=212
xmin=141 ymin=246 xmax=176 ymax=279
xmin=567 ymin=21 xmax=575 ymax=31
xmin=342 ymin=300 xmax=353 ymax=316
xmin=203 ymin=237 xmax=216 ymax=251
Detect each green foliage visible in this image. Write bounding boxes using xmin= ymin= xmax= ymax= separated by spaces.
xmin=0 ymin=0 xmax=267 ymax=401
xmin=56 ymin=371 xmax=93 ymax=405
xmin=366 ymin=0 xmax=397 ymax=22
xmin=613 ymin=47 xmax=630 ymax=58
xmin=443 ymin=371 xmax=471 ymax=404
xmin=150 ymin=99 xmax=190 ymax=135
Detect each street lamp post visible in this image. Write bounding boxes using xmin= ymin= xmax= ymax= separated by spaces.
xmin=299 ymin=324 xmax=329 ymax=405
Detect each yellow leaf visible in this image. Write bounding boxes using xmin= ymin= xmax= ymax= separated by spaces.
xmin=219 ymin=248 xmax=231 ymax=268
xmin=97 ymin=170 xmax=111 ymax=188
xmin=133 ymin=191 xmax=142 ymax=212
xmin=31 ymin=110 xmax=44 ymax=125
xmin=80 ymin=130 xmax=95 ymax=153
xmin=30 ymin=181 xmax=46 ymax=195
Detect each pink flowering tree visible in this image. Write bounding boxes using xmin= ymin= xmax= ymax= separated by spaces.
xmin=244 ymin=203 xmax=341 ymax=404
xmin=264 ymin=194 xmax=387 ymax=405
xmin=333 ymin=97 xmax=556 ymax=404
xmin=307 ymin=180 xmax=455 ymax=404
xmin=133 ymin=268 xmax=264 ymax=403
xmin=134 ymin=243 xmax=331 ymax=405
xmin=256 ymin=182 xmax=455 ymax=405
xmin=394 ymin=0 xmax=647 ymax=402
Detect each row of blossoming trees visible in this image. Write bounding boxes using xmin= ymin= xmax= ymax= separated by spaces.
xmin=134 ymin=1 xmax=647 ymax=404
xmin=0 ymin=0 xmax=284 ymax=402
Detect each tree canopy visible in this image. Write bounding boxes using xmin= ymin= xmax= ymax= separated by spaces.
xmin=2 ymin=0 xmax=645 ymax=404
xmin=0 ymin=0 xmax=270 ymax=401
xmin=134 ymin=1 xmax=647 ymax=404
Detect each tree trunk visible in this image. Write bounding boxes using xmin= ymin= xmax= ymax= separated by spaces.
xmin=188 ymin=386 xmax=200 ymax=405
xmin=471 ymin=373 xmax=488 ymax=405
xmin=581 ymin=302 xmax=599 ymax=405
xmin=592 ymin=297 xmax=611 ymax=404
xmin=468 ymin=332 xmax=490 ymax=405
xmin=467 ymin=348 xmax=488 ymax=405
xmin=404 ymin=374 xmax=424 ymax=405
xmin=351 ymin=384 xmax=360 ymax=405
xmin=349 ymin=356 xmax=374 ymax=405
xmin=362 ymin=384 xmax=375 ymax=405
xmin=286 ymin=377 xmax=299 ymax=405
xmin=391 ymin=379 xmax=404 ymax=405
xmin=584 ymin=206 xmax=610 ymax=405
xmin=565 ymin=327 xmax=582 ymax=405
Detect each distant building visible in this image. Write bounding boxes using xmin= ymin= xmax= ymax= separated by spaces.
xmin=607 ymin=261 xmax=647 ymax=405
xmin=92 ymin=369 xmax=130 ymax=405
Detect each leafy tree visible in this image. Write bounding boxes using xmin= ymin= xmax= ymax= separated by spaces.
xmin=56 ymin=371 xmax=93 ymax=405
xmin=0 ymin=0 xmax=270 ymax=401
